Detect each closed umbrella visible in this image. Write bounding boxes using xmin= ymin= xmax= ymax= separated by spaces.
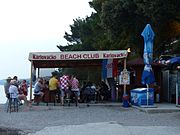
xmin=141 ymin=24 xmax=155 ymax=106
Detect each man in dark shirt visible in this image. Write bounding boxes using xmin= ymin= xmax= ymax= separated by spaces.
xmin=4 ymin=77 xmax=12 ymax=98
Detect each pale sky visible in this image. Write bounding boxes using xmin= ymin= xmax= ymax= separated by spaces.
xmin=0 ymin=0 xmax=94 ymax=80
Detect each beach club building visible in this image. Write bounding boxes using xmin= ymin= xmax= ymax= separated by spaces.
xmin=28 ymin=50 xmax=129 ymax=101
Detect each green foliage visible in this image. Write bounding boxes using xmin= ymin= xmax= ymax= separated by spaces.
xmin=60 ymin=0 xmax=179 ymax=56
xmin=57 ymin=0 xmax=180 ymax=82
xmin=60 ymin=12 xmax=111 ymax=51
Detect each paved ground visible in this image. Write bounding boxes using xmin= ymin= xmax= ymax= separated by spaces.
xmin=30 ymin=123 xmax=180 ymax=135
xmin=0 ymin=104 xmax=180 ymax=135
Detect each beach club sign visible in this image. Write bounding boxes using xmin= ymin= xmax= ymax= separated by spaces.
xmin=29 ymin=50 xmax=128 ymax=61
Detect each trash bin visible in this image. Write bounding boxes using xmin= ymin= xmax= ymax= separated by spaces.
xmin=130 ymin=88 xmax=154 ymax=106
xmin=122 ymin=94 xmax=130 ymax=107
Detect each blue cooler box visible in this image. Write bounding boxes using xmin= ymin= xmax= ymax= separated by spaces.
xmin=131 ymin=88 xmax=154 ymax=106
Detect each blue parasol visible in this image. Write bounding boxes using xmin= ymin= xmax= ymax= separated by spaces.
xmin=141 ymin=24 xmax=155 ymax=106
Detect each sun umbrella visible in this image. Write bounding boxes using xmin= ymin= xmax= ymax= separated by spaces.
xmin=141 ymin=24 xmax=155 ymax=106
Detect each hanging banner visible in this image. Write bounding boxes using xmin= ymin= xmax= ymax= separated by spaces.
xmin=119 ymin=69 xmax=130 ymax=85
xmin=29 ymin=50 xmax=128 ymax=61
xmin=102 ymin=59 xmax=108 ymax=80
xmin=107 ymin=59 xmax=113 ymax=78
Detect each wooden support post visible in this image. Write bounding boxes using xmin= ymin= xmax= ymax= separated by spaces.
xmin=123 ymin=58 xmax=127 ymax=95
xmin=30 ymin=61 xmax=33 ymax=100
xmin=38 ymin=68 xmax=40 ymax=78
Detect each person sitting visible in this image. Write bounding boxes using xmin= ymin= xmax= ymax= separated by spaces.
xmin=90 ymin=83 xmax=97 ymax=102
xmin=33 ymin=78 xmax=44 ymax=105
xmin=19 ymin=80 xmax=28 ymax=97
xmin=99 ymin=81 xmax=110 ymax=101
xmin=82 ymin=82 xmax=94 ymax=103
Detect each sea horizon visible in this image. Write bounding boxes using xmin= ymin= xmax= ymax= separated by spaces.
xmin=0 ymin=85 xmax=32 ymax=104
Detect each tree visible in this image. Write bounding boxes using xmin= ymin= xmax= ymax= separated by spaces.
xmin=59 ymin=0 xmax=180 ymax=56
xmin=91 ymin=0 xmax=180 ymax=56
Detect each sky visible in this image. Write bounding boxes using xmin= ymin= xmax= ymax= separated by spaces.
xmin=0 ymin=0 xmax=94 ymax=80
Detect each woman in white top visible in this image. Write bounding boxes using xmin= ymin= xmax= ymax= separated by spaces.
xmin=9 ymin=80 xmax=29 ymax=106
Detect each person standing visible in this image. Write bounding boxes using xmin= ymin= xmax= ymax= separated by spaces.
xmin=70 ymin=75 xmax=80 ymax=106
xmin=4 ymin=77 xmax=12 ymax=99
xmin=59 ymin=74 xmax=69 ymax=105
xmin=48 ymin=72 xmax=59 ymax=105
xmin=71 ymin=76 xmax=80 ymax=96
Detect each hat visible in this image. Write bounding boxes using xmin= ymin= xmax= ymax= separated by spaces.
xmin=51 ymin=71 xmax=58 ymax=76
xmin=7 ymin=77 xmax=12 ymax=80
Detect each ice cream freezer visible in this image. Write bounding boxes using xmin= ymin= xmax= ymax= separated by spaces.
xmin=130 ymin=88 xmax=154 ymax=106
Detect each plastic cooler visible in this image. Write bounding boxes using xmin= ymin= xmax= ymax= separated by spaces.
xmin=130 ymin=88 xmax=154 ymax=106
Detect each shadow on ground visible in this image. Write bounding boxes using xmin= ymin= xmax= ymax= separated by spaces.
xmin=0 ymin=127 xmax=26 ymax=135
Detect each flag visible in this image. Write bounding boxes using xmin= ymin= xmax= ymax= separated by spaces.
xmin=102 ymin=59 xmax=118 ymax=79
xmin=102 ymin=59 xmax=108 ymax=80
xmin=113 ymin=59 xmax=118 ymax=77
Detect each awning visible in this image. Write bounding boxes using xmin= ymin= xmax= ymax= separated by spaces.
xmin=29 ymin=50 xmax=128 ymax=68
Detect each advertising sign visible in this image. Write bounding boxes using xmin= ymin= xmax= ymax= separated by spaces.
xmin=119 ymin=69 xmax=130 ymax=85
xmin=29 ymin=50 xmax=128 ymax=61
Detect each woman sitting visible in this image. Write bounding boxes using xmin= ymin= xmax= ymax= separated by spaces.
xmin=19 ymin=80 xmax=28 ymax=96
